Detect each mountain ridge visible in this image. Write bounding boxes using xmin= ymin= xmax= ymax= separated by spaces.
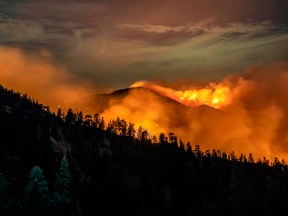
xmin=73 ymin=86 xmax=221 ymax=116
xmin=71 ymin=86 xmax=223 ymax=144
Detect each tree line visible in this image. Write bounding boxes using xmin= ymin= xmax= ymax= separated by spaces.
xmin=1 ymin=84 xmax=288 ymax=216
xmin=57 ymin=106 xmax=287 ymax=167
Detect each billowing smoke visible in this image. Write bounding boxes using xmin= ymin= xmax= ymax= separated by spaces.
xmin=102 ymin=88 xmax=173 ymax=137
xmin=101 ymin=62 xmax=288 ymax=160
xmin=0 ymin=46 xmax=95 ymax=111
xmin=1 ymin=45 xmax=288 ymax=160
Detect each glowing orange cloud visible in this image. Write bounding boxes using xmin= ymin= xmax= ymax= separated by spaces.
xmin=123 ymin=63 xmax=288 ymax=160
xmin=0 ymin=46 xmax=95 ymax=111
xmin=2 ymin=46 xmax=288 ymax=161
xmin=102 ymin=88 xmax=171 ymax=137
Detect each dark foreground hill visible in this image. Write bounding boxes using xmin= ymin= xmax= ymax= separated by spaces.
xmin=1 ymin=84 xmax=288 ymax=216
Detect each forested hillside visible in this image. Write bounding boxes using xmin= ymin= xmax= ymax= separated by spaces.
xmin=1 ymin=84 xmax=288 ymax=216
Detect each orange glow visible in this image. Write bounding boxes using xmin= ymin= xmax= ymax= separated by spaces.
xmin=132 ymin=81 xmax=232 ymax=109
xmin=177 ymin=84 xmax=231 ymax=108
xmin=101 ymin=88 xmax=168 ymax=137
xmin=1 ymin=48 xmax=288 ymax=161
xmin=0 ymin=46 xmax=95 ymax=111
xmin=126 ymin=64 xmax=288 ymax=160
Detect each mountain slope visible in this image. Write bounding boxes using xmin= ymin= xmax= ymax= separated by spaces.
xmin=73 ymin=86 xmax=223 ymax=142
xmin=74 ymin=87 xmax=220 ymax=113
xmin=1 ymin=84 xmax=288 ymax=216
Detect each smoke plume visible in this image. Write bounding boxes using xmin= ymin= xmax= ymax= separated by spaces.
xmin=1 ymin=46 xmax=288 ymax=160
xmin=0 ymin=46 xmax=95 ymax=110
xmin=102 ymin=62 xmax=288 ymax=160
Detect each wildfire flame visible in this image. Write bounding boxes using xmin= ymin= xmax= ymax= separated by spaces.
xmin=132 ymin=81 xmax=232 ymax=109
xmin=177 ymin=84 xmax=231 ymax=108
xmin=1 ymin=46 xmax=288 ymax=160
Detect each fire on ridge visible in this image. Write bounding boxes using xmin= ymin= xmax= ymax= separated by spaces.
xmin=131 ymin=81 xmax=232 ymax=109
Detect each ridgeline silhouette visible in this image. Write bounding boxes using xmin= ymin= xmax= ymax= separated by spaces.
xmin=0 ymin=84 xmax=288 ymax=216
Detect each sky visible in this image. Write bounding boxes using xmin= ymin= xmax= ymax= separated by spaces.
xmin=0 ymin=0 xmax=287 ymax=91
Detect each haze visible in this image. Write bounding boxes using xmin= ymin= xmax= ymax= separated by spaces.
xmin=0 ymin=0 xmax=287 ymax=159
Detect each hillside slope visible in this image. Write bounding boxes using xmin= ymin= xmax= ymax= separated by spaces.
xmin=73 ymin=87 xmax=223 ymax=143
xmin=1 ymin=85 xmax=288 ymax=216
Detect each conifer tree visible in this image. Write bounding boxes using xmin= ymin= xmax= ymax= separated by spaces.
xmin=56 ymin=107 xmax=64 ymax=120
xmin=24 ymin=166 xmax=49 ymax=211
xmin=99 ymin=117 xmax=105 ymax=130
xmin=248 ymin=153 xmax=254 ymax=163
xmin=127 ymin=122 xmax=135 ymax=138
xmin=94 ymin=113 xmax=100 ymax=128
xmin=65 ymin=108 xmax=75 ymax=125
xmin=54 ymin=155 xmax=72 ymax=204
xmin=25 ymin=166 xmax=48 ymax=198
xmin=75 ymin=111 xmax=83 ymax=125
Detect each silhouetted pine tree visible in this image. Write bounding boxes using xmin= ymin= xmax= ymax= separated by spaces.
xmin=24 ymin=166 xmax=49 ymax=214
xmin=65 ymin=108 xmax=75 ymax=125
xmin=93 ymin=113 xmax=100 ymax=128
xmin=56 ymin=107 xmax=64 ymax=121
xmin=75 ymin=111 xmax=83 ymax=125
xmin=99 ymin=117 xmax=105 ymax=130
xmin=54 ymin=155 xmax=72 ymax=204
xmin=127 ymin=122 xmax=136 ymax=138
